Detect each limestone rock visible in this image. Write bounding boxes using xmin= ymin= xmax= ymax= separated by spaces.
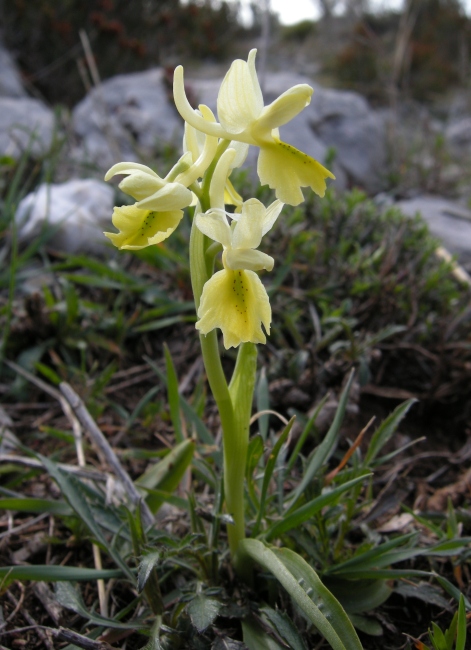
xmin=72 ymin=68 xmax=183 ymax=171
xmin=0 ymin=97 xmax=55 ymax=159
xmin=446 ymin=117 xmax=471 ymax=159
xmin=0 ymin=44 xmax=26 ymax=98
xmin=307 ymin=87 xmax=389 ymax=193
xmin=395 ymin=195 xmax=471 ymax=262
xmin=16 ymin=179 xmax=115 ymax=255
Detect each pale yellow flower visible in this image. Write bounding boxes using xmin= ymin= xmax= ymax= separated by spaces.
xmin=104 ymin=123 xmax=223 ymax=249
xmin=104 ymin=199 xmax=185 ymax=251
xmin=195 ymin=150 xmax=283 ymax=348
xmin=173 ymin=49 xmax=335 ymax=206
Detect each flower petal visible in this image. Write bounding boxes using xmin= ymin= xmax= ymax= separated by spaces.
xmin=209 ymin=148 xmax=237 ymax=210
xmin=118 ymin=171 xmax=165 ymax=201
xmin=224 ymin=248 xmax=274 ymax=272
xmin=195 ymin=210 xmax=232 ymax=248
xmin=232 ymin=198 xmax=266 ymax=250
xmin=228 ymin=140 xmax=250 ymax=169
xmin=135 ymin=182 xmax=192 ymax=211
xmin=257 ymin=138 xmax=335 ymax=205
xmin=173 ymin=66 xmax=228 ymax=139
xmin=177 ymin=106 xmax=219 ymax=186
xmin=217 ymin=50 xmax=263 ymax=134
xmin=255 ymin=84 xmax=313 ymax=138
xmin=196 ymin=268 xmax=271 ymax=349
xmin=105 ymin=162 xmax=161 ymax=182
xmin=261 ymin=199 xmax=284 ymax=236
xmin=183 ymin=120 xmax=204 ymax=161
xmin=224 ymin=177 xmax=243 ymax=209
xmin=104 ymin=204 xmax=183 ymax=250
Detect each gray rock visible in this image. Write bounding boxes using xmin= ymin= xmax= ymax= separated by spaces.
xmin=0 ymin=44 xmax=26 ymax=98
xmin=395 ymin=195 xmax=471 ymax=262
xmin=446 ymin=117 xmax=471 ymax=159
xmin=72 ymin=68 xmax=183 ymax=171
xmin=0 ymin=97 xmax=55 ymax=159
xmin=16 ymin=179 xmax=115 ymax=255
xmin=307 ymin=87 xmax=389 ymax=193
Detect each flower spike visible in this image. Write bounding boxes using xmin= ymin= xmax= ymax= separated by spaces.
xmin=174 ymin=50 xmax=335 ymax=205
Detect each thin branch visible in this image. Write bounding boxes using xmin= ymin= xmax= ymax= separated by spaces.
xmin=59 ymin=382 xmax=155 ymax=528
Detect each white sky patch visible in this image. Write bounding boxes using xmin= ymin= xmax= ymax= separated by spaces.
xmin=234 ymin=0 xmax=470 ymax=25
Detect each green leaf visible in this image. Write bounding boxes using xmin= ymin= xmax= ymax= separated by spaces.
xmin=324 ymin=532 xmax=417 ymax=575
xmin=348 ymin=614 xmax=383 ymax=636
xmin=145 ymin=355 xmax=215 ymax=446
xmin=164 ymin=344 xmax=183 ymax=443
xmin=137 ymin=551 xmax=160 ymax=593
xmin=238 ymin=540 xmax=363 ymax=650
xmin=139 ymin=618 xmax=162 ymax=650
xmin=256 ymin=367 xmax=270 ymax=440
xmin=180 ymin=399 xmax=215 ymax=446
xmin=266 ymin=473 xmax=369 ymax=541
xmin=365 ymin=399 xmax=417 ymax=465
xmin=135 ymin=438 xmax=194 ymax=512
xmin=55 ymin=581 xmax=146 ymax=630
xmin=37 ymin=454 xmax=134 ymax=580
xmin=260 ymin=606 xmax=308 ymax=650
xmin=324 ymin=577 xmax=392 ymax=615
xmin=287 ymin=370 xmax=356 ymax=510
xmin=242 ymin=618 xmax=286 ymax=650
xmin=252 ymin=417 xmax=295 ymax=536
xmin=456 ymin=594 xmax=467 ymax=650
xmin=126 ymin=385 xmax=161 ymax=431
xmin=435 ymin=575 xmax=471 ymax=610
xmin=34 ymin=362 xmax=62 ymax=386
xmin=0 ymin=497 xmax=72 ymax=516
xmin=187 ymin=594 xmax=222 ymax=632
xmin=394 ymin=582 xmax=452 ymax=611
xmin=429 ymin=622 xmax=447 ymax=650
xmin=0 ymin=565 xmax=122 ymax=584
xmin=246 ymin=434 xmax=264 ymax=512
xmin=287 ymin=392 xmax=330 ymax=473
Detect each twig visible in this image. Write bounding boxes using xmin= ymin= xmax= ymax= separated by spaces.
xmin=0 ymin=454 xmax=107 ymax=482
xmin=79 ymin=29 xmax=122 ymax=163
xmin=0 ymin=513 xmax=49 ymax=541
xmin=32 ymin=582 xmax=63 ymax=626
xmin=0 ymin=584 xmax=25 ymax=628
xmin=0 ymin=625 xmax=113 ymax=649
xmin=324 ymin=416 xmax=375 ymax=485
xmin=59 ymin=382 xmax=155 ymax=528
xmin=5 ymin=589 xmax=54 ymax=650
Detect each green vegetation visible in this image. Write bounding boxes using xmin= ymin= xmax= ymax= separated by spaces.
xmin=0 ymin=143 xmax=470 ymax=648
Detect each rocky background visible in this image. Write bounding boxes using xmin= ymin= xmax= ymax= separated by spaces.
xmin=1 ymin=0 xmax=471 ymax=265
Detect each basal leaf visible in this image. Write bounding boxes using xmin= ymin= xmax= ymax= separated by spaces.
xmin=187 ymin=594 xmax=221 ymax=632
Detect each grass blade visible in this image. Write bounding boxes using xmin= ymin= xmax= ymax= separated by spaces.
xmin=365 ymin=399 xmax=417 ymax=465
xmin=287 ymin=370 xmax=356 ymax=511
xmin=265 ymin=474 xmax=370 ymax=541
xmin=0 ymin=565 xmax=123 ymax=583
xmin=0 ymin=497 xmax=72 ymax=516
xmin=252 ymin=417 xmax=295 ymax=537
xmin=135 ymin=438 xmax=195 ymax=512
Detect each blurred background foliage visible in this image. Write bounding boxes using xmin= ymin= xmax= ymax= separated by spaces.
xmin=330 ymin=0 xmax=471 ymax=102
xmin=1 ymin=0 xmax=470 ymax=107
xmin=0 ymin=0 xmax=252 ymax=106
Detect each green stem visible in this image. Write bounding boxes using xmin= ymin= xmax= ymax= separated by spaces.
xmin=189 ymin=140 xmax=256 ymax=571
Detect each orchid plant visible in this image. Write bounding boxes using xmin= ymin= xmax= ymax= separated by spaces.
xmin=104 ymin=51 xmax=364 ymax=650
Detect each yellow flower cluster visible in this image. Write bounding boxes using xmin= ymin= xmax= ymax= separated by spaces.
xmin=105 ymin=50 xmax=334 ymax=347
